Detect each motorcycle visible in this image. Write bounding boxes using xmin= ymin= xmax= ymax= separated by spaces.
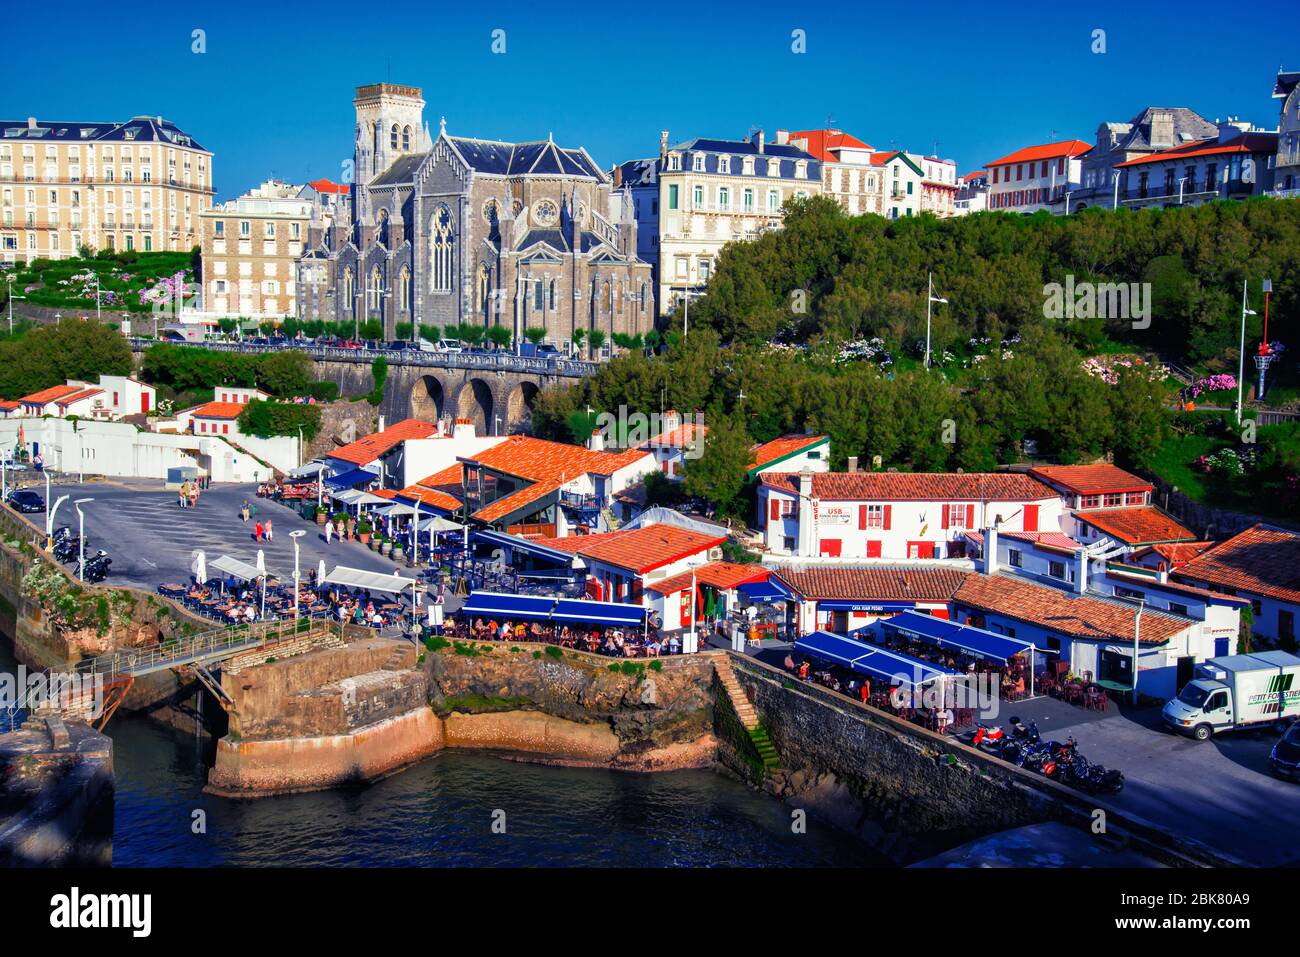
xmin=971 ymin=723 xmax=1007 ymax=754
xmin=78 ymin=550 xmax=111 ymax=584
xmin=1008 ymin=716 xmax=1040 ymax=744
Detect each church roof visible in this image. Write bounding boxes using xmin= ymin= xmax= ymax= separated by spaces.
xmin=446 ymin=136 xmax=602 ymax=179
xmin=371 ymin=153 xmax=425 ymax=186
xmin=1108 ymin=107 xmax=1217 ymax=153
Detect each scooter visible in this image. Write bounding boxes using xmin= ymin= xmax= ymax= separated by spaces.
xmin=971 ymin=723 xmax=1006 ymax=753
xmin=78 ymin=550 xmax=111 ymax=584
xmin=1008 ymin=716 xmax=1040 ymax=744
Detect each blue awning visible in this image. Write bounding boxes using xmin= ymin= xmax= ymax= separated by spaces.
xmin=324 ymin=467 xmax=377 ymax=490
xmin=552 ymin=598 xmax=646 ymax=627
xmin=880 ymin=610 xmax=1039 ymax=663
xmin=794 ymin=630 xmax=954 ymax=689
xmin=819 ymin=599 xmax=915 ymax=612
xmin=459 ymin=592 xmax=558 ymax=622
xmin=474 ymin=529 xmax=576 ymax=566
xmin=458 ymin=591 xmax=646 ymax=628
xmin=739 ymin=578 xmax=796 ymax=602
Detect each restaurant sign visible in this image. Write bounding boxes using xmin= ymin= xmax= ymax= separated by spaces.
xmin=819 ymin=504 xmax=853 ymax=527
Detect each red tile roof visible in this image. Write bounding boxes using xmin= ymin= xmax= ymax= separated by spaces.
xmin=1132 ymin=541 xmax=1217 ymax=568
xmin=190 ymin=401 xmax=246 ymax=420
xmin=962 ymin=170 xmax=987 ymax=182
xmin=1173 ymin=524 xmax=1300 ymax=605
xmin=330 ymin=418 xmax=438 ymax=465
xmin=966 ymin=529 xmax=1082 ymax=553
xmin=1075 ymin=507 xmax=1196 ymax=546
xmin=760 ymin=471 xmax=1057 ymax=501
xmin=531 ymin=525 xmax=725 ymax=575
xmin=54 ymin=387 xmax=102 ymax=407
xmin=986 ymin=139 xmax=1092 ymax=168
xmin=472 ymin=478 xmax=564 ymax=523
xmin=869 ymin=150 xmax=901 ymax=167
xmin=648 ymin=561 xmax=770 ymax=595
xmin=747 ymin=434 xmax=828 ymax=473
xmin=307 ymin=178 xmax=350 ymax=195
xmin=396 ymin=463 xmax=465 ymax=513
xmin=954 ymin=574 xmax=1188 ymax=645
xmin=640 ymin=421 xmax=707 ymax=449
xmin=21 ymin=384 xmax=82 ymax=405
xmin=0 ymin=400 xmax=19 ymax=411
xmin=1029 ymin=464 xmax=1152 ymax=496
xmin=774 ymin=566 xmax=968 ymax=602
xmin=1115 ymin=132 xmax=1278 ymax=168
xmin=785 ymin=129 xmax=874 ymax=163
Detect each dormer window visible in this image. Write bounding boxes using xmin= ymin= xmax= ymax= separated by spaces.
xmin=795 ymin=160 xmax=808 ymax=179
xmin=692 ymin=153 xmax=705 ymax=172
xmin=718 ymin=155 xmax=731 ymax=174
xmin=742 ymin=157 xmax=754 ymax=175
xmin=667 ymin=152 xmax=681 ymax=171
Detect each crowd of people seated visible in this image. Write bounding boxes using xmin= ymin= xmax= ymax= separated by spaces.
xmin=257 ymin=480 xmax=319 ymax=501
xmin=877 ymin=632 xmax=1031 ymax=701
xmin=161 ymin=570 xmax=412 ymax=632
xmin=444 ymin=616 xmax=684 ymax=658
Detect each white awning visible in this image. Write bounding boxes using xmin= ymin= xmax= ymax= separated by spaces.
xmin=332 ymin=489 xmax=390 ymax=507
xmin=209 ymin=555 xmax=268 ymax=582
xmin=288 ymin=461 xmax=327 ymax=478
xmin=323 ymin=565 xmax=418 ymax=595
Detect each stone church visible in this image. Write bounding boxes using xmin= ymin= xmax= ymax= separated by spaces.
xmin=297 ymin=83 xmax=653 ymax=355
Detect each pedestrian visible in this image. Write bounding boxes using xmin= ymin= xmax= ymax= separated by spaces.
xmin=346 ymin=516 xmax=356 ymax=541
xmin=178 ymin=484 xmax=187 ymax=508
xmin=264 ymin=518 xmax=273 ymax=541
xmin=189 ymin=484 xmax=199 ymax=509
xmin=254 ymin=520 xmax=263 ymax=542
xmin=241 ymin=500 xmax=251 ymax=522
xmin=325 ymin=520 xmax=333 ymax=544
xmin=335 ymin=519 xmax=344 ymax=542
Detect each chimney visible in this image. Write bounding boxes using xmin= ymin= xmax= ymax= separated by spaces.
xmin=663 ymin=409 xmax=680 ymax=432
xmin=775 ymin=129 xmax=790 ymax=146
xmin=452 ymin=417 xmax=475 ymax=440
xmin=588 ymin=428 xmax=605 ymax=452
xmin=1148 ymin=110 xmax=1174 ymax=149
xmin=377 ymin=415 xmax=386 ymax=433
xmin=1075 ymin=548 xmax=1088 ymax=594
xmin=797 ymin=470 xmax=815 ymax=557
xmin=27 ymin=117 xmax=36 ymax=130
xmin=847 ymin=455 xmax=859 ymax=473
xmin=983 ymin=526 xmax=998 ymax=575
xmin=660 ymin=130 xmax=669 ymax=162
xmin=752 ymin=129 xmax=765 ymax=154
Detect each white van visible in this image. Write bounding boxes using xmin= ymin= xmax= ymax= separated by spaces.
xmin=1163 ymin=651 xmax=1300 ymax=740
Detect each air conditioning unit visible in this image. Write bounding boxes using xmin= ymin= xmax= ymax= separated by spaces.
xmin=708 ymin=547 xmax=723 ymax=561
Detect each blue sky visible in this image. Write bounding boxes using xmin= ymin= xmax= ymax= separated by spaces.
xmin=2 ymin=0 xmax=1292 ymax=200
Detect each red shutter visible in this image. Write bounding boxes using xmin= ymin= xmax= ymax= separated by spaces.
xmin=1023 ymin=504 xmax=1039 ymax=532
xmin=820 ymin=539 xmax=842 ymax=558
xmin=882 ymin=505 xmax=892 ymax=530
xmin=866 ymin=540 xmax=882 ymax=558
xmin=859 ymin=504 xmax=868 ymax=530
xmin=941 ymin=504 xmax=950 ymax=529
xmin=770 ymin=499 xmax=780 ymax=521
xmin=966 ymin=504 xmax=975 ymax=528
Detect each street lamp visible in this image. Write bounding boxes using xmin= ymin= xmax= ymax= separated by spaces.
xmin=74 ymin=497 xmax=94 ymax=582
xmin=289 ymin=530 xmax=306 ymax=620
xmin=46 ymin=493 xmax=69 ymax=550
xmin=92 ymin=275 xmax=101 ymax=321
xmin=1112 ymin=171 xmax=1121 ymax=209
xmin=6 ymin=273 xmax=26 ymax=335
xmin=924 ymin=272 xmax=948 ymax=369
xmin=1236 ymin=280 xmax=1257 ymax=423
xmin=1257 ymin=278 xmax=1276 ymax=402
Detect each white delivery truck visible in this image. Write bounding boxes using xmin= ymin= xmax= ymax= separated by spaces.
xmin=1163 ymin=651 xmax=1300 ymax=740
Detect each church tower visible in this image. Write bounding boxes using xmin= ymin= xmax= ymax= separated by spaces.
xmin=352 ymin=83 xmax=429 ymax=223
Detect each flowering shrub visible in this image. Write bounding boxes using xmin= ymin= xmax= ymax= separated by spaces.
xmin=1081 ymin=354 xmax=1169 ymax=385
xmin=139 ymin=271 xmax=188 ymax=308
xmin=1190 ymin=374 xmax=1236 ymax=397
xmin=1204 ymin=449 xmax=1244 ymax=477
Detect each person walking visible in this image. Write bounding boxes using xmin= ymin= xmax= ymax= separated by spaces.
xmin=324 ymin=519 xmax=334 ymax=545
xmin=241 ymin=500 xmax=251 ymax=522
xmin=254 ymin=520 xmax=263 ymax=542
xmin=189 ymin=483 xmax=199 ymax=509
xmin=346 ymin=516 xmax=356 ymax=541
xmin=264 ymin=518 xmax=273 ymax=541
xmin=335 ymin=519 xmax=344 ymax=543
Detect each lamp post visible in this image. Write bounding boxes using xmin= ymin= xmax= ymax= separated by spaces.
xmin=92 ymin=275 xmax=101 ymax=321
xmin=6 ymin=273 xmax=26 ymax=335
xmin=47 ymin=493 xmax=69 ymax=550
xmin=924 ymin=272 xmax=948 ymax=369
xmin=1257 ymin=279 xmax=1275 ymax=402
xmin=1132 ymin=599 xmax=1144 ymax=704
xmin=74 ymin=497 xmax=93 ymax=582
xmin=1236 ymin=280 xmax=1257 ymax=423
xmin=1112 ymin=171 xmax=1121 ymax=209
xmin=289 ymin=530 xmax=306 ymax=620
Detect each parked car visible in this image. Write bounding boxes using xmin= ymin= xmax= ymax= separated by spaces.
xmin=535 ymin=344 xmax=563 ymax=358
xmin=387 ymin=340 xmax=412 ymax=351
xmin=6 ymin=488 xmax=45 ymax=513
xmin=1270 ymin=721 xmax=1300 ymax=781
xmin=434 ymin=339 xmax=463 ymax=353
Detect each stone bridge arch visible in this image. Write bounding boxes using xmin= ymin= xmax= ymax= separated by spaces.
xmin=409 ymin=374 xmax=444 ymax=421
xmin=505 ymin=381 xmax=540 ymax=433
xmin=455 ymin=378 xmax=497 ymax=435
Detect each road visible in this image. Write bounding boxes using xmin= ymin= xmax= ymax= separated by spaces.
xmin=1014 ymin=695 xmax=1299 ymax=866
xmin=36 ymin=479 xmax=404 ymax=591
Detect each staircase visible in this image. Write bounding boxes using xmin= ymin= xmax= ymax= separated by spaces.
xmin=600 ymin=507 xmax=622 ymax=532
xmin=714 ymin=656 xmax=780 ymax=770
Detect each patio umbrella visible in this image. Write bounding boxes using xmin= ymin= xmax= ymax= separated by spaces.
xmin=192 ymin=549 xmax=207 ymax=586
xmin=318 ymin=559 xmax=327 ymax=589
xmin=256 ymin=549 xmax=266 ymax=576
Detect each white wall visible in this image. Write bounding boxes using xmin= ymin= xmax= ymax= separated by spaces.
xmin=400 ymin=434 xmax=507 ymax=488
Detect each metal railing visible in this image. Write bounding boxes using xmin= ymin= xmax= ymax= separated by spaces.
xmin=72 ymin=613 xmax=339 ymax=683
xmin=127 ymin=338 xmax=600 ymax=378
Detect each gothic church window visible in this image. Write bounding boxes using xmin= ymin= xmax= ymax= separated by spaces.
xmin=402 ymin=126 xmax=411 ymax=151
xmin=399 ymin=265 xmax=411 ymax=313
xmin=431 ymin=205 xmax=454 ymax=293
xmin=390 ymin=124 xmax=399 ymax=150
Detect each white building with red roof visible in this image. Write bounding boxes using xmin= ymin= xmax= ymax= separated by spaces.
xmin=759 ymin=469 xmax=1064 ymax=560
xmin=746 ymin=434 xmax=829 ymax=479
xmin=985 ymin=139 xmax=1091 ymax=214
xmin=1028 ymin=463 xmax=1197 ymax=554
xmin=1114 ymin=121 xmax=1277 ymax=208
xmin=1174 ymin=524 xmax=1300 ymax=646
xmin=783 ymin=128 xmax=882 ymax=216
xmin=637 ymin=409 xmax=706 ymax=481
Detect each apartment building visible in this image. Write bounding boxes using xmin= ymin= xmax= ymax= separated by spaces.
xmin=985 ymin=139 xmax=1091 ymax=214
xmin=954 ymin=170 xmax=988 ymax=215
xmin=648 ymin=130 xmax=821 ymax=317
xmin=918 ymin=155 xmax=959 ymax=217
xmin=784 ymin=128 xmax=882 ymax=215
xmin=870 ymin=151 xmax=926 ymax=219
xmin=200 ymin=179 xmax=311 ymax=318
xmin=0 ymin=114 xmax=213 ymax=263
xmin=1275 ymin=69 xmax=1300 ymax=196
xmin=1114 ymin=120 xmax=1277 ymax=209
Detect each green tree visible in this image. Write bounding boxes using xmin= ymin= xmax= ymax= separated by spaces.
xmin=681 ymin=410 xmax=753 ymax=520
xmin=485 ymin=325 xmax=512 ymax=350
xmin=524 ymin=326 xmax=547 ymax=345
